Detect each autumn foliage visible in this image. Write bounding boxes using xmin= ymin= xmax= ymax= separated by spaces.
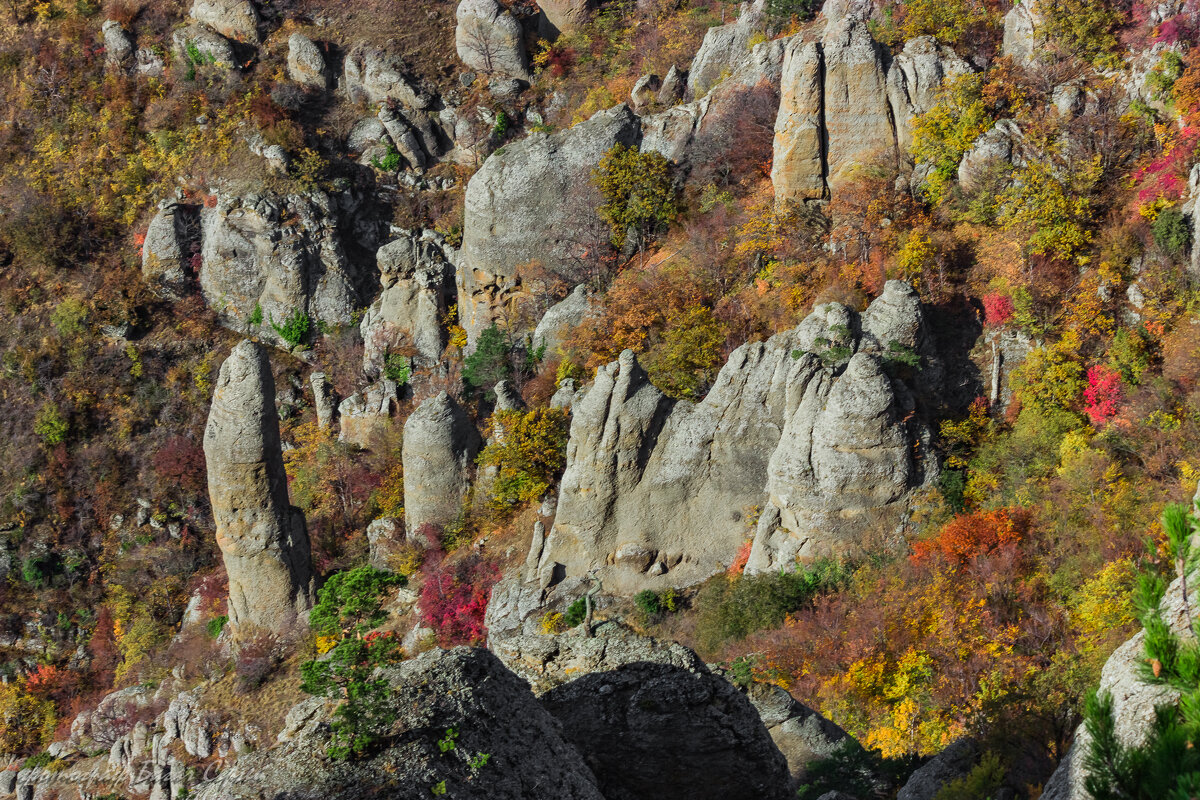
xmin=911 ymin=508 xmax=1028 ymax=564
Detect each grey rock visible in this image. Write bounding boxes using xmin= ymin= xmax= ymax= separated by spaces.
xmin=956 ymin=119 xmax=1022 ymax=194
xmin=366 ymin=517 xmax=407 ymax=571
xmin=686 ymin=0 xmax=767 ymax=99
xmin=142 ymin=200 xmax=197 ymax=300
xmin=203 ymin=341 xmax=314 ymax=633
xmin=337 ymin=380 xmax=399 ymax=448
xmin=630 ymin=73 xmax=661 ymax=112
xmin=772 ymin=38 xmax=825 ymax=203
xmin=539 ymin=0 xmax=596 ymax=37
xmin=550 ymin=378 xmax=579 ymax=410
xmin=1002 ymin=0 xmax=1045 ymax=68
xmin=886 ymin=35 xmax=971 ymax=153
xmin=342 ymin=43 xmax=431 ymax=108
xmin=542 ymin=657 xmax=790 ymax=800
xmin=102 ymin=20 xmax=134 ymax=67
xmin=198 ymin=190 xmax=369 ymax=346
xmin=360 ymin=230 xmax=455 ymax=373
xmin=455 ymin=0 xmax=532 ymax=81
xmin=658 ymin=64 xmax=686 ymax=105
xmin=287 ymin=33 xmax=329 ymax=90
xmin=1186 ymin=163 xmax=1200 ymax=278
xmin=402 ymin=392 xmax=481 ymax=535
xmin=459 ymin=104 xmax=640 ymax=345
xmin=822 ymin=16 xmax=896 ymax=186
xmin=135 ymin=47 xmax=166 ymax=77
xmin=533 ymin=285 xmax=592 ymax=358
xmin=747 ymin=684 xmax=848 ymax=782
xmin=492 ymin=629 xmax=706 ymax=695
xmin=897 ymin=739 xmax=979 ymax=800
xmin=68 ymin=685 xmax=153 ymax=747
xmin=488 ymin=76 xmax=525 ymax=99
xmin=193 ymin=648 xmax=606 ymax=800
xmin=1053 ymin=82 xmax=1085 ymax=117
xmin=347 ymin=117 xmax=388 ymax=153
xmin=310 ymin=372 xmax=336 ymax=430
xmin=190 ymin=0 xmax=259 ymax=43
xmin=172 ymin=23 xmax=236 ymax=70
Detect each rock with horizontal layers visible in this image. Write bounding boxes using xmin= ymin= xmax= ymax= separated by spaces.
xmin=455 ymin=0 xmax=532 ymax=81
xmin=190 ymin=0 xmax=259 ymax=42
xmin=191 ymin=648 xmax=606 ymax=800
xmin=198 ymin=190 xmax=375 ymax=348
xmin=142 ymin=200 xmax=198 ymax=300
xmin=203 ymin=341 xmax=314 ymax=633
xmin=536 ymin=282 xmax=937 ymax=591
xmin=360 ymin=230 xmax=456 ymax=375
xmin=458 ymin=104 xmax=640 ymax=345
xmin=687 ymin=0 xmax=768 ymax=99
xmin=402 ymin=392 xmax=481 ymax=535
xmin=287 ymin=33 xmax=329 ymax=90
xmin=541 ymin=657 xmax=791 ymax=800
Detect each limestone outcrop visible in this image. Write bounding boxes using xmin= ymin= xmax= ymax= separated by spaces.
xmin=686 ymin=0 xmax=768 ymax=100
xmin=102 ymin=20 xmax=134 ymax=68
xmin=203 ymin=341 xmax=313 ymax=632
xmin=747 ymin=683 xmax=848 ymax=784
xmin=459 ymin=104 xmax=640 ymax=344
xmin=173 ymin=24 xmax=236 ymax=70
xmin=539 ymin=0 xmax=596 ymax=37
xmin=342 ymin=43 xmax=433 ymax=108
xmin=402 ymin=392 xmax=481 ymax=535
xmin=532 ymin=284 xmax=593 ymax=358
xmin=198 ymin=190 xmax=377 ymax=347
xmin=771 ymin=17 xmax=967 ymax=202
xmin=537 ymin=281 xmax=937 ymax=591
xmin=1002 ymin=0 xmax=1046 ymax=68
xmin=455 ymin=0 xmax=532 ymax=81
xmin=956 ymin=119 xmax=1022 ymax=193
xmin=359 ymin=230 xmax=456 ymax=374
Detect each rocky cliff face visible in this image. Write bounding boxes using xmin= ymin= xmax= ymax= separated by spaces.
xmin=772 ymin=18 xmax=967 ymax=202
xmin=536 ymin=281 xmax=938 ymax=592
xmin=203 ymin=341 xmax=313 ymax=632
xmin=458 ymin=104 xmax=641 ymax=345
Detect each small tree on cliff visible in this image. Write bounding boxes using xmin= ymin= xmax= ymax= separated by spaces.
xmin=593 ymin=143 xmax=678 ymax=255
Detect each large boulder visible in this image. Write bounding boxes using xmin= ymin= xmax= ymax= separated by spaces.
xmin=203 ymin=341 xmax=314 ymax=633
xmin=1002 ymin=0 xmax=1046 ymax=68
xmin=896 ymin=739 xmax=980 ymax=800
xmin=287 ymin=33 xmax=330 ymax=90
xmin=359 ymin=231 xmax=456 ymax=374
xmin=191 ymin=648 xmax=607 ymax=800
xmin=343 ymin=43 xmax=432 ymax=108
xmin=458 ymin=104 xmax=641 ymax=345
xmin=189 ymin=0 xmax=259 ymax=43
xmin=455 ymin=0 xmax=532 ymax=81
xmin=402 ymin=393 xmax=481 ymax=535
xmin=172 ymin=23 xmax=236 ymax=70
xmin=956 ymin=118 xmax=1022 ymax=194
xmin=532 ymin=285 xmax=593 ymax=358
xmin=541 ymin=659 xmax=791 ymax=800
xmin=198 ymin=190 xmax=374 ymax=347
xmin=748 ymin=684 xmax=848 ymax=783
xmin=102 ymin=20 xmax=134 ymax=68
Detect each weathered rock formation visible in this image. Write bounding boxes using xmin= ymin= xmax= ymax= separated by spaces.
xmin=190 ymin=0 xmax=259 ymax=43
xmin=686 ymin=0 xmax=768 ymax=100
xmin=142 ymin=200 xmax=199 ymax=300
xmin=532 ymin=284 xmax=593 ymax=358
xmin=1002 ymin=0 xmax=1046 ymax=68
xmin=198 ymin=190 xmax=377 ymax=347
xmin=360 ymin=230 xmax=456 ymax=374
xmin=102 ymin=20 xmax=134 ymax=69
xmin=772 ymin=19 xmax=967 ymax=203
xmin=402 ymin=392 xmax=481 ymax=534
xmin=746 ymin=683 xmax=848 ymax=785
xmin=956 ymin=119 xmax=1022 ymax=193
xmin=537 ymin=281 xmax=937 ymax=592
xmin=287 ymin=33 xmax=330 ymax=90
xmin=192 ymin=648 xmax=607 ymax=800
xmin=173 ymin=23 xmax=236 ymax=70
xmin=539 ymin=0 xmax=596 ymax=37
xmin=541 ymin=659 xmax=791 ymax=800
xmin=459 ymin=104 xmax=640 ymax=344
xmin=203 ymin=341 xmax=313 ymax=632
xmin=342 ymin=43 xmax=433 ymax=108
xmin=455 ymin=0 xmax=532 ymax=82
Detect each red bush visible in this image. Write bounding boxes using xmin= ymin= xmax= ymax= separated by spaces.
xmin=418 ymin=554 xmax=499 ymax=646
xmin=1083 ymin=364 xmax=1124 ymax=427
xmin=152 ymin=435 xmax=207 ymax=498
xmin=912 ymin=508 xmax=1027 ymax=565
xmin=982 ymin=293 xmax=1014 ymax=327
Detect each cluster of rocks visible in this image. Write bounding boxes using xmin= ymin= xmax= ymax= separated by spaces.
xmin=519 ymin=281 xmax=939 ymax=593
